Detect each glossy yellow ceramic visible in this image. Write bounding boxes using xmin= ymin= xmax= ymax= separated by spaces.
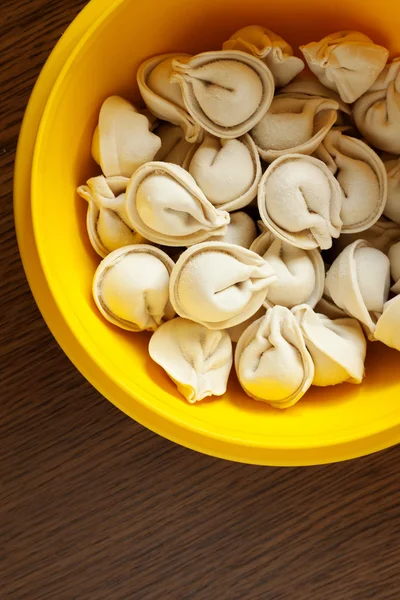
xmin=18 ymin=0 xmax=400 ymax=465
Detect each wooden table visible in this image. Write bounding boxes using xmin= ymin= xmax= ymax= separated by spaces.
xmin=2 ymin=1 xmax=400 ymax=597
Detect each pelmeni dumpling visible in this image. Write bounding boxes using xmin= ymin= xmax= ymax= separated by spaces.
xmin=292 ymin=305 xmax=366 ymax=386
xmin=235 ymin=306 xmax=314 ymax=408
xmin=375 ymin=295 xmax=400 ymax=350
xmin=186 ymin=134 xmax=261 ymax=211
xmin=325 ymin=240 xmax=391 ymax=338
xmin=383 ymin=156 xmax=400 ymax=224
xmin=222 ymin=25 xmax=304 ymax=87
xmin=388 ymin=241 xmax=400 ymax=294
xmin=300 ymin=31 xmax=389 ymax=103
xmin=125 ymin=162 xmax=230 ymax=247
xmin=212 ymin=211 xmax=258 ymax=248
xmin=154 ymin=122 xmax=194 ymax=166
xmin=137 ymin=54 xmax=202 ymax=143
xmin=226 ymin=306 xmax=266 ymax=343
xmin=91 ymin=96 xmax=161 ymax=178
xmin=250 ymin=95 xmax=339 ymax=162
xmin=258 ymin=154 xmax=343 ymax=250
xmin=149 ymin=318 xmax=233 ymax=403
xmin=331 ymin=217 xmax=400 ymax=257
xmin=353 ymin=59 xmax=400 ymax=154
xmin=261 ymin=238 xmax=325 ymax=309
xmin=93 ymin=245 xmax=175 ymax=332
xmin=170 ymin=50 xmax=275 ymax=139
xmin=314 ymin=129 xmax=387 ymax=233
xmin=169 ymin=242 xmax=277 ymax=329
xmin=77 ymin=175 xmax=145 ymax=258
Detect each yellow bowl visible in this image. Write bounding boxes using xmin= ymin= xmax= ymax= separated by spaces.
xmin=24 ymin=0 xmax=400 ymax=465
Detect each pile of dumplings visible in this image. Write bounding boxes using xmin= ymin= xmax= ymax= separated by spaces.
xmin=78 ymin=26 xmax=400 ymax=409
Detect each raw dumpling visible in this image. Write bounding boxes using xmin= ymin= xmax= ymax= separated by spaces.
xmin=249 ymin=220 xmax=276 ymax=256
xmin=154 ymin=122 xmax=194 ymax=166
xmin=169 ymin=242 xmax=277 ymax=329
xmin=314 ymin=129 xmax=387 ymax=233
xmin=92 ymin=96 xmax=161 ymax=178
xmin=258 ymin=154 xmax=343 ymax=250
xmin=382 ymin=155 xmax=400 ymax=225
xmin=325 ymin=240 xmax=391 ymax=338
xmin=186 ymin=133 xmax=261 ymax=211
xmin=170 ymin=50 xmax=275 ymax=139
xmin=375 ymin=295 xmax=400 ymax=350
xmin=222 ymin=25 xmax=304 ymax=87
xmin=353 ymin=59 xmax=400 ymax=154
xmin=125 ymin=162 xmax=230 ymax=246
xmin=77 ymin=175 xmax=145 ymax=258
xmin=226 ymin=306 xmax=266 ymax=343
xmin=137 ymin=54 xmax=202 ymax=143
xmin=251 ymin=95 xmax=339 ymax=161
xmin=261 ymin=238 xmax=325 ymax=309
xmin=331 ymin=217 xmax=400 ymax=257
xmin=235 ymin=306 xmax=314 ymax=408
xmin=149 ymin=317 xmax=233 ymax=403
xmin=212 ymin=211 xmax=258 ymax=248
xmin=300 ymin=31 xmax=389 ymax=103
xmin=93 ymin=245 xmax=175 ymax=332
xmin=388 ymin=241 xmax=400 ymax=294
xmin=292 ymin=304 xmax=366 ymax=386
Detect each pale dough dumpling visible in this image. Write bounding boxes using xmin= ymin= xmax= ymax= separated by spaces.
xmin=388 ymin=241 xmax=400 ymax=294
xmin=251 ymin=95 xmax=339 ymax=161
xmin=169 ymin=242 xmax=277 ymax=329
xmin=222 ymin=25 xmax=304 ymax=87
xmin=92 ymin=96 xmax=161 ymax=178
xmin=314 ymin=129 xmax=387 ymax=233
xmin=382 ymin=155 xmax=400 ymax=225
xmin=331 ymin=217 xmax=400 ymax=258
xmin=258 ymin=154 xmax=343 ymax=250
xmin=137 ymin=54 xmax=203 ymax=143
xmin=375 ymin=295 xmax=400 ymax=350
xmin=212 ymin=212 xmax=257 ymax=248
xmin=235 ymin=306 xmax=314 ymax=408
xmin=300 ymin=31 xmax=389 ymax=103
xmin=170 ymin=50 xmax=275 ymax=139
xmin=186 ymin=134 xmax=262 ymax=211
xmin=325 ymin=240 xmax=391 ymax=338
xmin=292 ymin=304 xmax=366 ymax=386
xmin=93 ymin=245 xmax=175 ymax=332
xmin=125 ymin=162 xmax=230 ymax=247
xmin=77 ymin=175 xmax=146 ymax=258
xmin=154 ymin=122 xmax=194 ymax=166
xmin=149 ymin=318 xmax=233 ymax=403
xmin=353 ymin=59 xmax=400 ymax=154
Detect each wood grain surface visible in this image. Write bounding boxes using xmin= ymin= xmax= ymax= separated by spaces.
xmin=2 ymin=1 xmax=400 ymax=598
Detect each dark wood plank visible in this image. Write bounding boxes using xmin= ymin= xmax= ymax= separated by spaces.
xmin=1 ymin=1 xmax=400 ymax=598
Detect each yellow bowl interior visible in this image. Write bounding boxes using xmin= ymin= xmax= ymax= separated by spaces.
xmin=31 ymin=0 xmax=400 ymax=464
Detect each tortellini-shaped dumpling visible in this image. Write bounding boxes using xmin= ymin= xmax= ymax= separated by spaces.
xmin=186 ymin=133 xmax=261 ymax=211
xmin=92 ymin=96 xmax=161 ymax=178
xmin=331 ymin=217 xmax=400 ymax=257
xmin=149 ymin=318 xmax=233 ymax=403
xmin=125 ymin=162 xmax=230 ymax=247
xmin=77 ymin=175 xmax=145 ymax=258
xmin=325 ymin=240 xmax=391 ymax=338
xmin=258 ymin=154 xmax=343 ymax=250
xmin=93 ymin=245 xmax=175 ymax=332
xmin=383 ymin=156 xmax=400 ymax=225
xmin=169 ymin=242 xmax=277 ymax=329
xmin=261 ymin=238 xmax=325 ymax=309
xmin=300 ymin=31 xmax=389 ymax=103
xmin=137 ymin=54 xmax=202 ymax=143
xmin=292 ymin=304 xmax=366 ymax=386
xmin=235 ymin=306 xmax=314 ymax=408
xmin=170 ymin=50 xmax=275 ymax=139
xmin=211 ymin=211 xmax=257 ymax=248
xmin=222 ymin=25 xmax=304 ymax=87
xmin=353 ymin=59 xmax=400 ymax=154
xmin=375 ymin=295 xmax=400 ymax=350
xmin=251 ymin=95 xmax=339 ymax=161
xmin=314 ymin=129 xmax=387 ymax=233
xmin=154 ymin=122 xmax=194 ymax=166
xmin=388 ymin=241 xmax=400 ymax=294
